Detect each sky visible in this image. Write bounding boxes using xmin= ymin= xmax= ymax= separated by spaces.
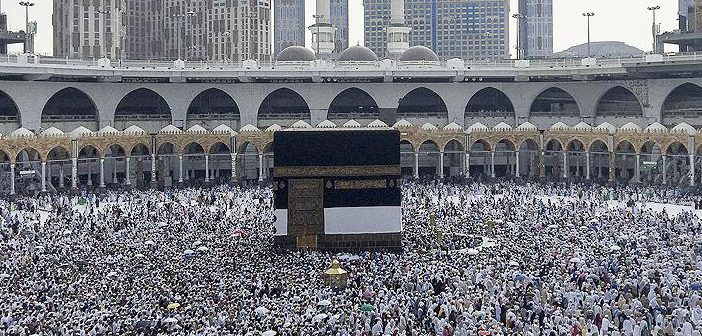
xmin=2 ymin=0 xmax=678 ymax=57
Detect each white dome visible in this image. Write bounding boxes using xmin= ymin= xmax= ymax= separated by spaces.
xmin=549 ymin=122 xmax=570 ymax=130
xmin=644 ymin=122 xmax=668 ymax=133
xmin=240 ymin=124 xmax=261 ymax=132
xmin=41 ymin=127 xmax=64 ymax=137
xmin=420 ymin=122 xmax=438 ymax=130
xmin=572 ymin=122 xmax=592 ymax=130
xmin=596 ymin=122 xmax=617 ymax=134
xmin=187 ymin=124 xmax=208 ymax=133
xmin=620 ymin=122 xmax=642 ymax=132
xmin=97 ymin=125 xmax=120 ymax=135
xmin=368 ymin=119 xmax=389 ymax=128
xmin=342 ymin=120 xmax=362 ymax=128
xmin=465 ymin=122 xmax=489 ymax=133
xmin=338 ymin=45 xmax=379 ymax=62
xmin=493 ymin=122 xmax=512 ymax=131
xmin=291 ymin=120 xmax=312 ymax=129
xmin=70 ymin=126 xmax=94 ymax=139
xmin=672 ymin=122 xmax=697 ymax=135
xmin=265 ymin=124 xmax=282 ymax=132
xmin=392 ymin=119 xmax=413 ymax=128
xmin=276 ymin=46 xmax=316 ymax=62
xmin=9 ymin=127 xmax=35 ymax=138
xmin=443 ymin=122 xmax=462 ymax=131
xmin=516 ymin=122 xmax=538 ymax=131
xmin=124 ymin=125 xmax=146 ymax=134
xmin=159 ymin=125 xmax=183 ymax=134
xmin=316 ymin=120 xmax=337 ymax=128
xmin=399 ymin=46 xmax=440 ymax=63
xmin=213 ymin=124 xmax=237 ymax=135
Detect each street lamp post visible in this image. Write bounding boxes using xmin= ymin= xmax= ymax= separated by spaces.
xmin=582 ymin=12 xmax=595 ymax=58
xmin=19 ymin=1 xmax=34 ymax=54
xmin=648 ymin=6 xmax=661 ymax=53
xmin=512 ymin=13 xmax=525 ymax=59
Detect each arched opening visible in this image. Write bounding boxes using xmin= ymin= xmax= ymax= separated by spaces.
xmin=209 ymin=142 xmax=232 ymax=184
xmin=530 ymin=88 xmax=580 ymax=117
xmin=183 ymin=143 xmax=205 ymax=185
xmin=258 ymin=88 xmax=310 ymax=127
xmin=156 ymin=143 xmax=177 ymax=186
xmin=468 ymin=140 xmax=491 ymax=179
xmin=566 ymin=139 xmax=586 ymax=179
xmin=77 ymin=145 xmax=100 ymax=189
xmin=397 ymin=88 xmax=448 ymax=124
xmin=14 ymin=148 xmax=42 ymax=196
xmin=589 ymin=140 xmax=610 ymax=182
xmin=46 ymin=147 xmax=70 ymax=191
xmin=187 ymin=89 xmax=240 ymax=129
xmin=493 ymin=139 xmax=516 ymax=177
xmin=443 ymin=140 xmax=465 ymax=179
xmin=400 ymin=140 xmax=415 ymax=177
xmin=105 ymin=144 xmax=126 ymax=187
xmin=41 ymin=88 xmax=98 ymax=131
xmin=327 ymin=88 xmax=380 ymax=122
xmin=129 ymin=143 xmax=152 ymax=188
xmin=115 ymin=89 xmax=172 ymax=132
xmin=614 ymin=141 xmax=636 ymax=184
xmin=661 ymin=83 xmax=702 ymax=126
xmin=544 ymin=140 xmax=563 ymax=179
xmin=640 ymin=141 xmax=663 ymax=185
xmin=418 ymin=140 xmax=441 ymax=177
xmin=237 ymin=142 xmax=260 ymax=181
xmin=0 ymin=90 xmax=20 ymax=134
xmin=665 ymin=142 xmax=690 ymax=186
xmin=466 ymin=87 xmax=515 ymax=118
xmin=595 ymin=86 xmax=643 ymax=118
xmin=518 ymin=139 xmax=539 ymax=179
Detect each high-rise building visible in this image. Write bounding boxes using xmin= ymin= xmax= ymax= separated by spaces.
xmin=274 ymin=0 xmax=305 ymax=57
xmin=363 ymin=0 xmax=510 ymax=60
xmin=330 ymin=0 xmax=349 ymax=54
xmin=53 ymin=0 xmax=127 ymax=59
xmin=54 ymin=0 xmax=272 ymax=62
xmin=660 ymin=0 xmax=702 ymax=52
xmin=518 ymin=0 xmax=552 ymax=58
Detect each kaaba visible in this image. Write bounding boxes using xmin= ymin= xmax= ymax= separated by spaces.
xmin=272 ymin=129 xmax=402 ymax=251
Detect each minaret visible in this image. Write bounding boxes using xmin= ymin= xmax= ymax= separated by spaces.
xmin=387 ymin=0 xmax=410 ymax=59
xmin=309 ymin=0 xmax=336 ymax=59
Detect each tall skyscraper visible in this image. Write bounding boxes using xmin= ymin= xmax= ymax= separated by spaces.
xmin=53 ymin=0 xmax=127 ymax=59
xmin=518 ymin=0 xmax=553 ymax=58
xmin=330 ymin=0 xmax=349 ymax=54
xmin=274 ymin=0 xmax=306 ymax=57
xmin=54 ymin=0 xmax=272 ymax=62
xmin=364 ymin=0 xmax=510 ymax=60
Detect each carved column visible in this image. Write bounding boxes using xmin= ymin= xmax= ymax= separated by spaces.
xmin=9 ymin=163 xmax=15 ymax=195
xmin=490 ymin=151 xmax=496 ymax=178
xmin=178 ymin=155 xmax=184 ymax=183
xmin=662 ymin=154 xmax=667 ymax=185
xmin=608 ymin=152 xmax=615 ymax=182
xmin=414 ymin=152 xmax=419 ymax=179
xmin=439 ymin=151 xmax=444 ymax=178
xmin=230 ymin=153 xmax=237 ymax=182
xmin=258 ymin=154 xmax=264 ymax=182
xmin=585 ymin=152 xmax=591 ymax=180
xmin=515 ymin=151 xmax=520 ymax=177
xmin=124 ymin=157 xmax=131 ymax=185
xmin=635 ymin=154 xmax=641 ymax=183
xmin=690 ymin=154 xmax=696 ymax=186
xmin=465 ymin=152 xmax=470 ymax=178
xmin=562 ymin=151 xmax=568 ymax=178
xmin=99 ymin=158 xmax=105 ymax=188
xmin=205 ymin=155 xmax=210 ymax=183
xmin=71 ymin=158 xmax=78 ymax=189
xmin=41 ymin=161 xmax=46 ymax=192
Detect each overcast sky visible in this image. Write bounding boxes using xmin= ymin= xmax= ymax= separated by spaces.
xmin=3 ymin=0 xmax=677 ymax=56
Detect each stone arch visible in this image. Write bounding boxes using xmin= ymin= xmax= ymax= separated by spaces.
xmin=258 ymin=88 xmax=310 ymax=127
xmin=0 ymin=90 xmax=20 ymax=133
xmin=518 ymin=138 xmax=540 ymax=178
xmin=665 ymin=141 xmax=691 ymax=186
xmin=418 ymin=140 xmax=441 ymax=177
xmin=397 ymin=88 xmax=448 ymax=120
xmin=327 ymin=88 xmax=380 ymax=121
xmin=400 ymin=139 xmax=415 ymax=176
xmin=530 ymin=87 xmax=580 ymax=117
xmin=237 ymin=141 xmax=261 ymax=181
xmin=157 ymin=142 xmax=177 ymax=155
xmin=595 ymin=86 xmax=643 ymax=118
xmin=78 ymin=144 xmax=103 ymax=159
xmin=466 ymin=87 xmax=515 ymax=118
xmin=129 ymin=143 xmax=151 ymax=157
xmin=41 ymin=87 xmax=99 ymax=131
xmin=16 ymin=147 xmax=41 ymax=163
xmin=469 ymin=139 xmax=491 ymax=178
xmin=187 ymin=88 xmax=240 ymax=129
xmin=77 ymin=145 xmax=100 ymax=187
xmin=565 ymin=139 xmax=586 ymax=178
xmin=209 ymin=142 xmax=231 ymax=154
xmin=661 ymin=83 xmax=702 ymax=125
xmin=115 ymin=88 xmax=172 ymax=132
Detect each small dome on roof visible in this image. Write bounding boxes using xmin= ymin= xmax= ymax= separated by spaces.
xmin=70 ymin=126 xmax=93 ymax=139
xmin=97 ymin=125 xmax=120 ymax=135
xmin=124 ymin=125 xmax=146 ymax=134
xmin=443 ymin=122 xmax=462 ymax=131
xmin=291 ymin=120 xmax=312 ymax=129
xmin=399 ymin=46 xmax=440 ymax=63
xmin=41 ymin=127 xmax=65 ymax=137
xmin=516 ymin=122 xmax=537 ymax=131
xmin=368 ymin=119 xmax=388 ymax=128
xmin=620 ymin=122 xmax=642 ymax=132
xmin=213 ymin=124 xmax=237 ymax=135
xmin=338 ymin=45 xmax=379 ymax=62
xmin=317 ymin=120 xmax=337 ymax=128
xmin=276 ymin=46 xmax=316 ymax=62
xmin=549 ymin=122 xmax=570 ymax=130
xmin=9 ymin=127 xmax=34 ymax=138
xmin=159 ymin=125 xmax=183 ymax=134
xmin=187 ymin=124 xmax=208 ymax=133
xmin=240 ymin=124 xmax=261 ymax=132
xmin=493 ymin=122 xmax=512 ymax=131
xmin=644 ymin=122 xmax=667 ymax=133
xmin=572 ymin=122 xmax=592 ymax=130
xmin=393 ymin=119 xmax=413 ymax=128
xmin=672 ymin=122 xmax=697 ymax=135
xmin=343 ymin=120 xmax=362 ymax=128
xmin=265 ymin=124 xmax=282 ymax=132
xmin=421 ymin=123 xmax=438 ymax=131
xmin=465 ymin=122 xmax=488 ymax=133
xmin=596 ymin=122 xmax=617 ymax=134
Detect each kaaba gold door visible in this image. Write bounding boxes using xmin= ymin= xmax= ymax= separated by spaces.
xmin=288 ymin=179 xmax=324 ymax=249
